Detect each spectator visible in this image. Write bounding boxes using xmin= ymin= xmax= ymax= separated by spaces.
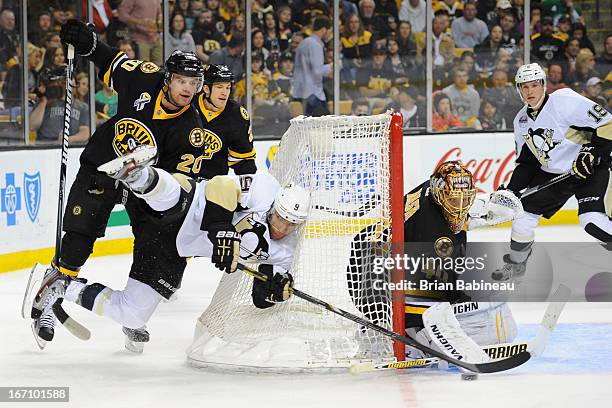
xmin=482 ymin=69 xmax=522 ymax=127
xmin=394 ymin=85 xmax=425 ymax=130
xmin=396 ymin=21 xmax=416 ymax=58
xmin=43 ymin=32 xmax=62 ymax=50
xmin=595 ymin=35 xmax=612 ymax=80
xmin=193 ymin=9 xmax=227 ymax=64
xmin=339 ymin=0 xmax=359 ymax=23
xmin=442 ymin=67 xmax=481 ymax=128
xmin=85 ymin=0 xmax=115 ymax=37
xmin=95 ymin=81 xmax=118 ymax=122
xmin=554 ymin=15 xmax=572 ymax=42
xmin=433 ymin=0 xmax=464 ymax=24
xmin=541 ymin=0 xmax=582 ymax=25
xmin=351 ymin=98 xmax=370 ymax=115
xmin=226 ymin=14 xmax=246 ymax=43
xmin=271 ymin=51 xmax=294 ymax=101
xmin=387 ymin=36 xmax=410 ymax=85
xmin=432 ymin=91 xmax=463 ymax=131
xmin=566 ymin=48 xmax=599 ymax=90
xmin=218 ymin=0 xmax=240 ymax=34
xmin=546 ymin=63 xmax=568 ymax=93
xmin=263 ymin=11 xmax=286 ymax=54
xmin=459 ymin=51 xmax=479 ymax=85
xmin=288 ymin=31 xmax=305 ymax=54
xmin=374 ymin=0 xmax=399 ymax=37
xmin=3 ymin=43 xmax=43 ymax=108
xmin=0 ymin=8 xmax=17 ymax=70
xmin=559 ymin=38 xmax=579 ymax=82
xmin=416 ymin=14 xmax=455 ymax=69
xmin=499 ymin=11 xmax=519 ymax=51
xmin=292 ymin=0 xmax=330 ymax=28
xmin=118 ymin=0 xmax=163 ymax=65
xmin=474 ymin=24 xmax=506 ymax=74
xmin=74 ymin=72 xmax=89 ymax=102
xmin=29 ymin=76 xmax=89 ymax=144
xmin=252 ymin=28 xmax=270 ymax=62
xmin=292 ymin=16 xmax=332 ymax=116
xmin=252 ymin=0 xmax=274 ymax=28
xmin=168 ymin=12 xmax=196 ymax=53
xmin=531 ymin=16 xmax=564 ymax=65
xmin=399 ymin=0 xmax=425 ymax=33
xmin=484 ymin=0 xmax=512 ymax=28
xmin=359 ymin=0 xmax=388 ymax=39
xmin=42 ymin=46 xmax=65 ymax=71
xmin=206 ymin=0 xmax=222 ymax=22
xmin=357 ymin=44 xmax=396 ymax=111
xmin=451 ymin=1 xmax=489 ymax=48
xmin=117 ymin=39 xmax=137 ymax=59
xmin=517 ymin=1 xmax=542 ymax=37
xmin=277 ymin=5 xmax=300 ymax=40
xmin=479 ymin=99 xmax=505 ymax=130
xmin=583 ymin=77 xmax=606 ymax=107
xmin=341 ymin=14 xmax=373 ymax=82
xmin=571 ymin=22 xmax=595 ymax=55
xmin=208 ymin=35 xmax=245 ymax=80
xmin=174 ymin=0 xmax=195 ymax=30
xmin=29 ymin=12 xmax=53 ymax=48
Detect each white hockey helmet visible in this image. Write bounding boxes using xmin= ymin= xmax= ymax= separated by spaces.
xmin=515 ymin=63 xmax=547 ymax=101
xmin=272 ymin=184 xmax=310 ymax=224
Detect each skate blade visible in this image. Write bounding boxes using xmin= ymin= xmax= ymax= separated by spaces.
xmin=98 ymin=146 xmax=157 ymax=175
xmin=30 ymin=320 xmax=47 ymax=350
xmin=22 ymin=263 xmax=46 ymax=319
xmin=125 ymin=339 xmax=145 ymax=354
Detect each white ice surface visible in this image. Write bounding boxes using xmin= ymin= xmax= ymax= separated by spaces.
xmin=1 ymin=226 xmax=611 ymax=408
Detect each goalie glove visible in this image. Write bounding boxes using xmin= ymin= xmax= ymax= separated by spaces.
xmin=251 ymin=264 xmax=294 ymax=309
xmin=572 ymin=143 xmax=600 ymax=181
xmin=468 ymin=189 xmax=523 ymax=230
xmin=207 ymin=223 xmax=241 ymax=274
xmin=60 ymin=19 xmax=98 ymax=56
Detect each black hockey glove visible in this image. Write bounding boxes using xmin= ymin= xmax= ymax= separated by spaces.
xmin=60 ymin=19 xmax=98 ymax=56
xmin=207 ymin=223 xmax=241 ymax=274
xmin=252 ymin=264 xmax=294 ymax=309
xmin=572 ymin=143 xmax=600 ymax=181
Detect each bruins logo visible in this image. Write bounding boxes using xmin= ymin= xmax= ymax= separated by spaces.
xmin=434 ymin=236 xmax=454 ymax=258
xmin=240 ymin=106 xmax=250 ymax=121
xmin=72 ymin=205 xmax=82 ymax=216
xmin=188 ymin=128 xmax=206 ymax=147
xmin=140 ymin=61 xmax=160 ymax=73
xmin=113 ymin=118 xmax=156 ymax=156
xmin=234 ymin=214 xmax=270 ymax=261
xmin=199 ymin=129 xmax=222 ymax=159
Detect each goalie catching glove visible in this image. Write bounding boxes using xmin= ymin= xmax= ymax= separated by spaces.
xmin=207 ymin=223 xmax=241 ymax=273
xmin=468 ymin=188 xmax=523 ymax=230
xmin=251 ymin=264 xmax=294 ymax=309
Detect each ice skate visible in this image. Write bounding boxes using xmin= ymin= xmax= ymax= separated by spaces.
xmin=97 ymin=145 xmax=157 ymax=184
xmin=491 ymin=254 xmax=528 ymax=281
xmin=123 ymin=326 xmax=150 ymax=353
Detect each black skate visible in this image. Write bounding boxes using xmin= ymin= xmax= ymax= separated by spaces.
xmin=491 ymin=254 xmax=528 ymax=281
xmin=123 ymin=326 xmax=150 ymax=353
xmin=98 ymin=145 xmax=157 ymax=184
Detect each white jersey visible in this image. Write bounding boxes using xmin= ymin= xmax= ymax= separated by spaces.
xmin=176 ymin=171 xmax=297 ymax=273
xmin=512 ymin=88 xmax=611 ymax=174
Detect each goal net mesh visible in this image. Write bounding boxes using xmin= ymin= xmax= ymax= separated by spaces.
xmin=187 ymin=113 xmax=398 ymax=371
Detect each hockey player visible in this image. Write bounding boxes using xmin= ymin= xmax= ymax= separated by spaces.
xmin=348 ymin=161 xmax=522 ymax=358
xmin=494 ymin=63 xmax=612 ymax=280
xmin=28 ymin=20 xmax=255 ymax=347
xmin=56 ymin=146 xmax=306 ymax=351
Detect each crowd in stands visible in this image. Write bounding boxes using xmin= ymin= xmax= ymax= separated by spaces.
xmin=0 ymin=0 xmax=610 ymax=142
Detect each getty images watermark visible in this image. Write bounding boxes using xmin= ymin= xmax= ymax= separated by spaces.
xmin=371 ymin=253 xmax=516 ymax=291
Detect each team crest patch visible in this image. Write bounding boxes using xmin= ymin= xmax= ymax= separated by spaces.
xmin=518 ymin=115 xmax=528 ymax=124
xmin=234 ymin=214 xmax=270 ymax=261
xmin=134 ymin=92 xmax=151 ymax=111
xmin=434 ymin=237 xmax=454 ymax=258
xmin=524 ymin=127 xmax=559 ymax=165
xmin=72 ymin=205 xmax=82 ymax=216
xmin=188 ymin=128 xmax=206 ymax=147
xmin=199 ymin=129 xmax=223 ymax=159
xmin=23 ymin=172 xmax=41 ymax=222
xmin=113 ymin=118 xmax=156 ymax=156
xmin=140 ymin=62 xmax=160 ymax=73
xmin=240 ymin=106 xmax=250 ymax=120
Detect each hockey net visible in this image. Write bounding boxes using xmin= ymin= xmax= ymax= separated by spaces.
xmin=187 ymin=112 xmax=405 ymax=372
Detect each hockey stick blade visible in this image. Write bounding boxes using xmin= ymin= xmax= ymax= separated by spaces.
xmin=52 ymin=298 xmax=91 ymax=341
xmin=237 ymin=263 xmax=530 ymax=374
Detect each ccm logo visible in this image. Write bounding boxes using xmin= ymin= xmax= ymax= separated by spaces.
xmin=216 ymin=231 xmax=241 ymax=239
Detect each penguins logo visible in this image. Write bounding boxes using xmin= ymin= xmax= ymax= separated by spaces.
xmin=524 ymin=128 xmax=560 ymax=165
xmin=113 ymin=118 xmax=156 ymax=156
xmin=434 ymin=237 xmax=454 ymax=258
xmin=234 ymin=214 xmax=270 ymax=261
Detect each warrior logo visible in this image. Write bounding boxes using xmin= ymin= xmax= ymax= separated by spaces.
xmin=234 ymin=214 xmax=270 ymax=261
xmin=523 ymin=128 xmax=560 ymax=165
xmin=113 ymin=118 xmax=156 ymax=156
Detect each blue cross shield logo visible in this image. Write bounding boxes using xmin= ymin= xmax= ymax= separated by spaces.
xmin=24 ymin=172 xmax=41 ymax=223
xmin=1 ymin=173 xmax=22 ymax=226
xmin=134 ymin=92 xmax=151 ymax=111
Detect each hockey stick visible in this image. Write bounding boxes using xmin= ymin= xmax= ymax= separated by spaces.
xmin=52 ymin=299 xmax=91 ymax=341
xmin=520 ymin=172 xmax=573 ymax=199
xmin=312 ymin=194 xmax=380 ymax=217
xmin=351 ymin=284 xmax=569 ymax=374
xmin=237 ymin=263 xmax=531 ymax=374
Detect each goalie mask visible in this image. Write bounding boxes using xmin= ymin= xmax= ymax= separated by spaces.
xmin=268 ymin=184 xmax=310 ymax=240
xmin=430 ymin=161 xmax=477 ymax=233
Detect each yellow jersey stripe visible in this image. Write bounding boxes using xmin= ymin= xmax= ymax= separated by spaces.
xmin=103 ymin=52 xmax=127 ymax=88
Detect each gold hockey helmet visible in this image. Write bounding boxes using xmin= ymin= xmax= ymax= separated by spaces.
xmin=430 ymin=161 xmax=476 ymax=233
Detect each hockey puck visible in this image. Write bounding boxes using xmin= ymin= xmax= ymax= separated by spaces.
xmin=461 ymin=373 xmax=478 ymax=381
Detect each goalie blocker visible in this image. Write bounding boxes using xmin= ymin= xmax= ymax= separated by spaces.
xmin=348 ymin=161 xmax=523 ymax=358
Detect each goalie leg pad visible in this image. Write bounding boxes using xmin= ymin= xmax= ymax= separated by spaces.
xmin=453 ymin=302 xmax=517 ymax=346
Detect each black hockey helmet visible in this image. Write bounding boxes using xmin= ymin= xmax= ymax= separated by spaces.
xmin=203 ymin=64 xmax=234 ymax=86
xmin=164 ymin=50 xmax=205 ymax=89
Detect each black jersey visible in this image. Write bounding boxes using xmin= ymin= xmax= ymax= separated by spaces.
xmin=196 ymin=96 xmax=257 ymax=178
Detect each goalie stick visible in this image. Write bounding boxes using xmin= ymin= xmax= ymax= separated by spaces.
xmin=237 ymin=263 xmax=531 ymax=374
xmin=351 ymin=284 xmax=570 ymax=374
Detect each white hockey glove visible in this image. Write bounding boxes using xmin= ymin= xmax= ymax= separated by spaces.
xmin=468 ymin=189 xmax=523 ymax=230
